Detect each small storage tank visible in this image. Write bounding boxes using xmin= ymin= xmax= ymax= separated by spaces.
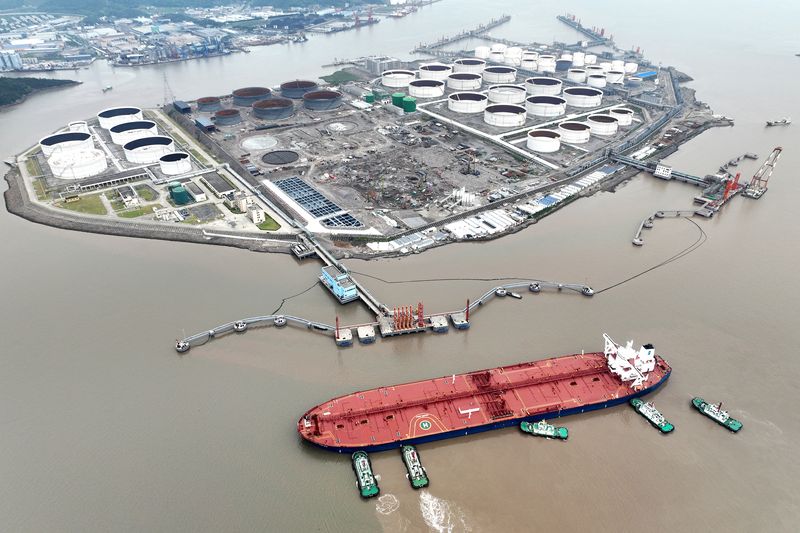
xmin=567 ymin=68 xmax=586 ymax=83
xmin=382 ymin=69 xmax=416 ymax=88
xmin=303 ymin=90 xmax=343 ymax=111
xmin=402 ymin=96 xmax=417 ymax=113
xmin=364 ymin=93 xmax=375 ymax=103
xmin=489 ymin=50 xmax=506 ymax=63
xmin=482 ymin=66 xmax=517 ymax=84
xmin=585 ymin=65 xmax=605 ymax=76
xmin=611 ymin=60 xmax=625 ymax=72
xmin=48 ymin=149 xmax=107 ymax=179
xmin=67 ymin=121 xmax=89 ymax=133
xmin=123 ymin=135 xmax=175 ymax=164
xmin=558 ymin=121 xmax=591 ymax=144
xmin=487 ymin=84 xmax=527 ymax=104
xmin=537 ymin=55 xmax=556 ymax=73
xmin=520 ymin=58 xmax=538 ymax=71
xmin=253 ymin=98 xmax=294 ymax=120
xmin=109 ymin=120 xmax=158 ymax=146
xmin=503 ymin=47 xmax=523 ymax=65
xmin=584 ymin=54 xmax=597 ymax=65
xmin=452 ymin=58 xmax=486 ymax=74
xmin=490 ymin=44 xmax=507 ymax=54
xmin=39 ymin=131 xmax=94 ymax=158
xmin=626 ymin=77 xmax=643 ymax=89
xmin=555 ymin=59 xmax=572 ymax=71
xmin=526 ymin=130 xmax=561 ymax=153
xmin=587 ymin=114 xmax=619 ymax=136
xmin=525 ymin=77 xmax=562 ymax=96
xmin=587 ymin=74 xmax=607 ymax=88
xmin=447 ymin=92 xmax=488 ymax=113
xmin=563 ymin=87 xmax=603 ymax=108
xmin=484 ymin=104 xmax=527 ymax=128
xmin=525 ymin=95 xmax=567 ymax=117
xmin=419 ymin=63 xmax=453 ymax=81
xmin=214 ymin=108 xmax=242 ymax=126
xmin=609 ymin=107 xmax=634 ymax=126
xmin=168 ymin=182 xmax=192 ymax=206
xmin=197 ymin=96 xmax=222 ymax=112
xmin=97 ymin=107 xmax=143 ymax=130
xmin=599 ymin=62 xmax=612 ymax=72
xmin=391 ymin=92 xmax=405 ymax=107
xmin=280 ymin=80 xmax=318 ymax=99
xmin=572 ymin=52 xmax=586 ymax=67
xmin=474 ymin=46 xmax=491 ymax=59
xmin=408 ymin=79 xmax=445 ymax=98
xmin=232 ymin=87 xmax=271 ymax=107
xmin=624 ymin=62 xmax=639 ymax=74
xmin=606 ymin=70 xmax=625 ymax=84
xmin=447 ymin=73 xmax=482 ymax=91
xmin=159 ymin=152 xmax=191 ymax=176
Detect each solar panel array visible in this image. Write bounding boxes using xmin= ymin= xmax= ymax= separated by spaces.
xmin=321 ymin=214 xmax=362 ymax=228
xmin=274 ymin=177 xmax=362 ymax=227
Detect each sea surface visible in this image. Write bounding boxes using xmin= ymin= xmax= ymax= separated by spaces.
xmin=1 ymin=1 xmax=799 ymax=531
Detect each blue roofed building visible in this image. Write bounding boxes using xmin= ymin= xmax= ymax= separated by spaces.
xmin=320 ymin=266 xmax=359 ymax=304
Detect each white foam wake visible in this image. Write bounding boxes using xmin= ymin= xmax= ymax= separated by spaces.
xmin=376 ymin=494 xmax=400 ymax=515
xmin=419 ymin=491 xmax=472 ymax=533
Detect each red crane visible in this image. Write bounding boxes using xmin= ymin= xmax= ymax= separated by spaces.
xmin=722 ymin=172 xmax=741 ymax=202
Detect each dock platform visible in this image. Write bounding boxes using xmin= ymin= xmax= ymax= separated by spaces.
xmin=357 ymin=326 xmax=376 ymax=344
xmin=430 ymin=315 xmax=449 ymax=333
xmin=335 ymin=328 xmax=353 ymax=347
xmin=450 ymin=312 xmax=470 ymax=330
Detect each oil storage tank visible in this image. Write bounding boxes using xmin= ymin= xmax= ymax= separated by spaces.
xmin=214 ymin=108 xmax=242 ymax=126
xmin=39 ymin=131 xmax=94 ymax=158
xmin=382 ymin=69 xmax=416 ymax=88
xmin=123 ymin=135 xmax=175 ymax=164
xmin=452 ymin=58 xmax=486 ymax=74
xmin=587 ymin=114 xmax=619 ymax=136
xmin=233 ymin=87 xmax=271 ymax=106
xmin=67 ymin=121 xmax=89 ymax=133
xmin=197 ymin=96 xmax=222 ymax=112
xmin=487 ymin=84 xmax=527 ymax=104
xmin=109 ymin=120 xmax=158 ymax=146
xmin=303 ymin=90 xmax=343 ymax=111
xmin=484 ymin=104 xmax=527 ymax=128
xmin=447 ymin=92 xmax=488 ymax=113
xmin=159 ymin=152 xmax=192 ymax=175
xmin=447 ymin=73 xmax=482 ymax=91
xmin=526 ymin=130 xmax=561 ymax=153
xmin=587 ymin=74 xmax=607 ymax=88
xmin=474 ymin=46 xmax=491 ymax=59
xmin=525 ymin=77 xmax=562 ymax=96
xmin=280 ymin=80 xmax=318 ymax=99
xmin=525 ymin=95 xmax=566 ymax=117
xmin=624 ymin=62 xmax=639 ymax=74
xmin=48 ymin=149 xmax=107 ymax=179
xmin=563 ymin=87 xmax=603 ymax=108
xmin=555 ymin=58 xmax=572 ymax=72
xmin=482 ymin=66 xmax=517 ymax=84
xmin=253 ymin=98 xmax=294 ymax=120
xmin=419 ymin=63 xmax=452 ymax=81
xmin=97 ymin=107 xmax=143 ymax=130
xmin=609 ymin=107 xmax=634 ymax=126
xmin=567 ymin=68 xmax=586 ymax=83
xmin=572 ymin=52 xmax=586 ymax=67
xmin=408 ymin=79 xmax=445 ymax=98
xmin=606 ymin=70 xmax=625 ymax=84
xmin=537 ymin=55 xmax=556 ymax=73
xmin=558 ymin=121 xmax=591 ymax=143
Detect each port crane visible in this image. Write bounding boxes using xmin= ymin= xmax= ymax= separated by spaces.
xmin=744 ymin=146 xmax=782 ymax=199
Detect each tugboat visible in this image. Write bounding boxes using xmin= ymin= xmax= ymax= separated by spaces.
xmin=520 ymin=420 xmax=569 ymax=440
xmin=508 ymin=291 xmax=522 ymax=299
xmin=630 ymin=398 xmax=674 ymax=433
xmin=102 ymin=85 xmax=113 ymax=93
xmin=765 ymin=117 xmax=791 ymax=127
xmin=351 ymin=451 xmax=380 ymax=498
xmin=400 ymin=445 xmax=429 ymax=489
xmin=692 ymin=397 xmax=743 ymax=432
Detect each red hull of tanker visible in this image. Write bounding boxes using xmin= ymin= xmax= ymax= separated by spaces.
xmin=298 ymin=351 xmax=672 ymax=453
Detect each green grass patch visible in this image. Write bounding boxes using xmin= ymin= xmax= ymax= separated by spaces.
xmin=109 ymin=198 xmax=125 ymax=211
xmin=134 ymin=184 xmax=158 ymax=202
xmin=257 ymin=215 xmax=280 ymax=231
xmin=25 ymin=157 xmax=43 ymax=177
xmin=32 ymin=178 xmax=47 ymax=200
xmin=118 ymin=205 xmax=156 ymax=218
xmin=56 ymin=194 xmax=107 ymax=215
xmin=181 ymin=215 xmax=201 ymax=225
xmin=320 ymin=70 xmax=360 ymax=85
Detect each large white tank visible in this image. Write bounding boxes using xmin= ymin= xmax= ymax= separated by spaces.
xmin=525 ymin=95 xmax=567 ymax=117
xmin=609 ymin=107 xmax=634 ymax=126
xmin=526 ymin=130 xmax=561 ymax=153
xmin=48 ymin=149 xmax=108 ymax=179
xmin=537 ymin=55 xmax=556 ymax=73
xmin=584 ymin=54 xmax=597 ymax=65
xmin=97 ymin=107 xmax=143 ymax=130
xmin=487 ymin=84 xmax=527 ymax=104
xmin=159 ymin=152 xmax=192 ymax=176
xmin=559 ymin=53 xmax=573 ymax=62
xmin=39 ymin=131 xmax=94 ymax=158
xmin=109 ymin=120 xmax=158 ymax=146
xmin=447 ymin=73 xmax=482 ymax=91
xmin=558 ymin=121 xmax=591 ymax=143
xmin=586 ymin=65 xmax=605 ymax=76
xmin=408 ymin=79 xmax=445 ymax=98
xmin=611 ymin=60 xmax=625 ymax=72
xmin=587 ymin=74 xmax=607 ymax=88
xmin=525 ymin=77 xmax=562 ymax=96
xmin=624 ymin=62 xmax=639 ymax=74
xmin=447 ymin=92 xmax=488 ymax=113
xmin=474 ymin=46 xmax=491 ymax=59
xmin=587 ymin=114 xmax=619 ymax=136
xmin=520 ymin=59 xmax=538 ymax=71
xmin=567 ymin=69 xmax=587 ymax=83
xmin=606 ymin=70 xmax=625 ymax=84
xmin=382 ymin=69 xmax=416 ymax=88
xmin=563 ymin=87 xmax=603 ymax=108
xmin=482 ymin=66 xmax=517 ymax=84
xmin=521 ymin=51 xmax=539 ymax=61
xmin=484 ymin=104 xmax=527 ymax=128
xmin=572 ymin=52 xmax=586 ymax=67
xmin=504 ymin=47 xmax=523 ymax=63
xmin=490 ymin=44 xmax=507 ymax=54
xmin=419 ymin=63 xmax=453 ymax=81
xmin=123 ymin=136 xmax=175 ymax=164
xmin=598 ymin=62 xmax=612 ymax=72
xmin=489 ymin=51 xmax=506 ymax=63
xmin=453 ymin=58 xmax=486 ymax=74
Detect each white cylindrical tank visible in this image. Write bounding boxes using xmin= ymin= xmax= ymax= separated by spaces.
xmin=489 ymin=50 xmax=506 ymax=63
xmin=563 ymin=87 xmax=603 ymax=108
xmin=567 ymin=69 xmax=586 ymax=83
xmin=624 ymin=62 xmax=639 ymax=74
xmin=504 ymin=47 xmax=523 ymax=63
xmin=447 ymin=92 xmax=488 ymax=113
xmin=598 ymin=62 xmax=612 ymax=72
xmin=109 ymin=120 xmax=158 ymax=146
xmin=587 ymin=74 xmax=607 ymax=88
xmin=487 ymin=84 xmax=527 ymax=104
xmin=419 ymin=63 xmax=453 ymax=81
xmin=382 ymin=69 xmax=416 ymax=88
xmin=572 ymin=52 xmax=585 ymax=67
xmin=525 ymin=95 xmax=567 ymax=117
xmin=482 ymin=66 xmax=517 ymax=84
xmin=626 ymin=76 xmax=643 ymax=89
xmin=587 ymin=114 xmax=619 ymax=136
xmin=474 ymin=46 xmax=491 ymax=59
xmin=123 ymin=135 xmax=175 ymax=164
xmin=521 ymin=51 xmax=539 ymax=61
xmin=452 ymin=58 xmax=486 ymax=74
xmin=490 ymin=44 xmax=507 ymax=54
xmin=520 ymin=59 xmax=538 ymax=71
xmin=39 ymin=131 xmax=94 ymax=158
xmin=537 ymin=55 xmax=556 ymax=73
xmin=606 ymin=70 xmax=625 ymax=84
xmin=447 ymin=73 xmax=482 ymax=91
xmin=526 ymin=130 xmax=561 ymax=153
xmin=408 ymin=79 xmax=445 ymax=98
xmin=586 ymin=65 xmax=605 ymax=76
xmin=525 ymin=77 xmax=562 ymax=96
xmin=67 ymin=121 xmax=89 ymax=133
xmin=159 ymin=152 xmax=192 ymax=175
xmin=560 ymin=53 xmax=573 ymax=62
xmin=97 ymin=107 xmax=143 ymax=130
xmin=609 ymin=107 xmax=634 ymax=126
xmin=484 ymin=104 xmax=527 ymax=127
xmin=558 ymin=121 xmax=591 ymax=143
xmin=584 ymin=54 xmax=597 ymax=65
xmin=48 ymin=149 xmax=108 ymax=179
xmin=611 ymin=60 xmax=625 ymax=72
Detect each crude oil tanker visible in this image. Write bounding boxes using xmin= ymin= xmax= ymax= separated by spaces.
xmin=298 ymin=335 xmax=672 ymax=453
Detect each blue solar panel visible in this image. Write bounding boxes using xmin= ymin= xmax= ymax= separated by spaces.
xmin=274 ymin=177 xmax=362 ymax=227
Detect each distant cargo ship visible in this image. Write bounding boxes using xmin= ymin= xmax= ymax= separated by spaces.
xmin=298 ymin=334 xmax=672 ymax=452
xmin=766 ymin=117 xmax=791 ymax=127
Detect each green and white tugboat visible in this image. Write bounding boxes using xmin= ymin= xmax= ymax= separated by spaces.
xmin=630 ymin=398 xmax=674 ymax=433
xmin=351 ymin=451 xmax=380 ymax=498
xmin=401 ymin=445 xmax=429 ymax=489
xmin=692 ymin=397 xmax=743 ymax=432
xmin=520 ymin=420 xmax=569 ymax=440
